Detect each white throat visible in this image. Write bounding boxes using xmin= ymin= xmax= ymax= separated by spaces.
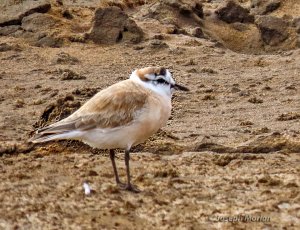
xmin=130 ymin=71 xmax=173 ymax=99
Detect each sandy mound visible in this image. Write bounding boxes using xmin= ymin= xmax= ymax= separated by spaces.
xmin=1 ymin=0 xmax=299 ymax=53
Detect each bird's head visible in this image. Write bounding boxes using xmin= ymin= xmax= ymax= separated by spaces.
xmin=130 ymin=67 xmax=189 ymax=98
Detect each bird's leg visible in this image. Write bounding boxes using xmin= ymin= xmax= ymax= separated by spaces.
xmin=124 ymin=149 xmax=141 ymax=193
xmin=109 ymin=149 xmax=125 ymax=186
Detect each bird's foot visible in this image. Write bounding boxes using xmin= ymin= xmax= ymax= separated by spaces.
xmin=117 ymin=182 xmax=141 ymax=193
xmin=125 ymin=184 xmax=141 ymax=193
xmin=117 ymin=181 xmax=127 ymax=189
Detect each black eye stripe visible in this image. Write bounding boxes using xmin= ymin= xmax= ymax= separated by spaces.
xmin=156 ymin=78 xmax=169 ymax=84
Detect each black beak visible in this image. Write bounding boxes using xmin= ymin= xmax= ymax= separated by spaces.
xmin=173 ymin=83 xmax=189 ymax=92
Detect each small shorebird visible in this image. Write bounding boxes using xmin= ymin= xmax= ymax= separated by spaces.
xmin=30 ymin=67 xmax=189 ymax=192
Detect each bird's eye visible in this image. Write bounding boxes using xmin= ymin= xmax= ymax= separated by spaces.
xmin=157 ymin=78 xmax=168 ymax=84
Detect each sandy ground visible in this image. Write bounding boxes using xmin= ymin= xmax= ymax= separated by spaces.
xmin=0 ymin=0 xmax=300 ymax=229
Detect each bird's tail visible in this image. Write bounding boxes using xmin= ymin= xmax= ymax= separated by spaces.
xmin=29 ymin=120 xmax=81 ymax=143
xmin=29 ymin=132 xmax=73 ymax=143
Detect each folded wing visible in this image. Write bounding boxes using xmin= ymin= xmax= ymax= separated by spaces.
xmin=29 ymin=81 xmax=149 ymax=143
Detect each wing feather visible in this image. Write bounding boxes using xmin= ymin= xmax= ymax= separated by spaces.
xmin=71 ymin=81 xmax=149 ymax=130
xmin=30 ymin=80 xmax=149 ymax=142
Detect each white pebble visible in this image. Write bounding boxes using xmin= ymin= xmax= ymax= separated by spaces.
xmin=83 ymin=182 xmax=91 ymax=195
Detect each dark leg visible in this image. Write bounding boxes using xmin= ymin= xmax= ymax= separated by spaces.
xmin=124 ymin=149 xmax=140 ymax=193
xmin=109 ymin=149 xmax=124 ymax=186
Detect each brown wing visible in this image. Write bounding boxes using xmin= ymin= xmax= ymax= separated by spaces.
xmin=36 ymin=80 xmax=149 ymax=135
xmin=73 ymin=91 xmax=148 ymax=130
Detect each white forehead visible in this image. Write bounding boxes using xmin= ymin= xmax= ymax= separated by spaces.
xmin=165 ymin=70 xmax=175 ymax=85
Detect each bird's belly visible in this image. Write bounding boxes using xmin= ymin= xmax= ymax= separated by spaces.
xmin=80 ymin=123 xmax=157 ymax=150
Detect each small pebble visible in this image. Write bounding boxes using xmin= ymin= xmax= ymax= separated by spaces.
xmin=83 ymin=182 xmax=91 ymax=195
